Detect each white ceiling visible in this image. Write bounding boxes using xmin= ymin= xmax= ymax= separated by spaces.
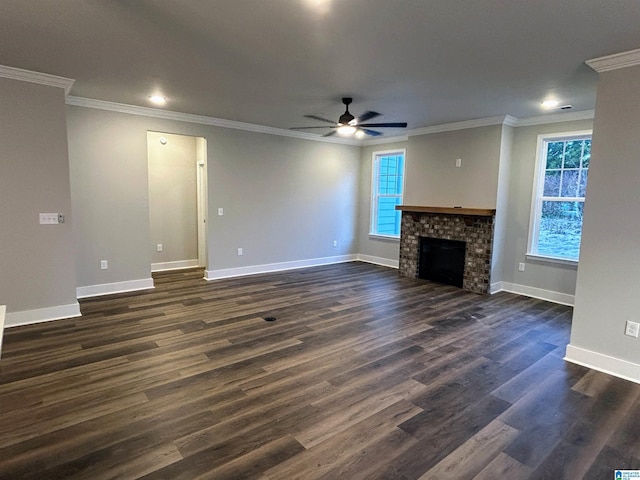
xmin=2 ymin=0 xmax=640 ymax=136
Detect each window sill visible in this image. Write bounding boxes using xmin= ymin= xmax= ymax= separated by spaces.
xmin=369 ymin=234 xmax=400 ymax=242
xmin=525 ymin=253 xmax=578 ymax=268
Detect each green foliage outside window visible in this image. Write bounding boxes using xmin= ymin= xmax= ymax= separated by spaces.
xmin=535 ymin=138 xmax=590 ymax=260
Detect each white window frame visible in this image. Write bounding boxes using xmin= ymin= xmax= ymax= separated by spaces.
xmin=527 ymin=130 xmax=592 ymax=264
xmin=370 ymin=149 xmax=406 ymax=239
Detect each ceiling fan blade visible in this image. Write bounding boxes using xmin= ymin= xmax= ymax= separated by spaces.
xmin=290 ymin=126 xmax=337 ymax=130
xmin=358 ymin=122 xmax=408 ymax=128
xmin=304 ymin=115 xmax=337 ymax=124
xmin=357 ymin=111 xmax=381 ymax=123
xmin=360 ymin=128 xmax=382 ymax=137
xmin=323 ymin=130 xmax=337 ymax=137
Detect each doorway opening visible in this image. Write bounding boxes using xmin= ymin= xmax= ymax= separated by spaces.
xmin=147 ymin=132 xmax=207 ymax=272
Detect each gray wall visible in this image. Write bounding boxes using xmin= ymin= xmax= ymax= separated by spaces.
xmin=206 ymin=128 xmax=360 ymax=270
xmin=405 ymin=125 xmax=503 ymax=207
xmin=499 ymin=119 xmax=593 ymax=296
xmin=357 ymin=126 xmax=504 ymax=268
xmin=147 ymin=131 xmax=198 ymax=266
xmin=357 ymin=120 xmax=600 ymax=297
xmin=68 ymin=108 xmax=153 ymax=287
xmin=570 ymin=65 xmax=640 ymax=368
xmin=67 ymin=106 xmax=361 ymax=288
xmin=0 ymin=79 xmax=77 ymax=314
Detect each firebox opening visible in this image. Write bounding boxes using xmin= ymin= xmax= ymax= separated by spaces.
xmin=419 ymin=237 xmax=466 ymax=288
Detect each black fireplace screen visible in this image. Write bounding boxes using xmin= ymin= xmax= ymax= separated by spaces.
xmin=419 ymin=237 xmax=466 ymax=288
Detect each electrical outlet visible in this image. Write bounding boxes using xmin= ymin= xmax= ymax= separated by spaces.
xmin=218 ymin=208 xmax=224 ymax=216
xmin=100 ymin=260 xmax=108 ymax=270
xmin=333 ymin=240 xmax=338 ymax=247
xmin=237 ymin=248 xmax=243 ymax=256
xmin=625 ymin=321 xmax=640 ymax=338
xmin=455 ymin=158 xmax=462 ymax=167
xmin=157 ymin=244 xmax=163 ymax=252
xmin=518 ymin=262 xmax=525 ymax=272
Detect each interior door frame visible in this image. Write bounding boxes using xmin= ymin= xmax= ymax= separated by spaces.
xmin=196 ymin=137 xmax=208 ymax=268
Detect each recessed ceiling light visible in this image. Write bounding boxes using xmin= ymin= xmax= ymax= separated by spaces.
xmin=149 ymin=95 xmax=167 ymax=105
xmin=541 ymin=99 xmax=560 ymax=109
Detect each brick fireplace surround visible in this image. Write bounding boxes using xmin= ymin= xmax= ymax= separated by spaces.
xmin=396 ymin=206 xmax=496 ymax=294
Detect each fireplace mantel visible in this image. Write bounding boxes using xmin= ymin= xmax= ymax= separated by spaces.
xmin=395 ymin=205 xmax=496 ymax=216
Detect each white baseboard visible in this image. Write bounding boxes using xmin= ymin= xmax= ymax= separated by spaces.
xmin=491 ymin=281 xmax=574 ymax=306
xmin=151 ymin=259 xmax=199 ymax=272
xmin=5 ymin=302 xmax=81 ymax=328
xmin=76 ymin=278 xmax=155 ymax=299
xmin=565 ymin=344 xmax=640 ymax=384
xmin=205 ymin=254 xmax=358 ymax=281
xmin=356 ymin=254 xmax=399 ymax=269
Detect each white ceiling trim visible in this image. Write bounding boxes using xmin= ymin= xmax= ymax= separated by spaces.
xmin=408 ymin=115 xmax=509 ymax=137
xmin=586 ymin=48 xmax=640 ymax=73
xmin=361 ymin=134 xmax=409 ymax=146
xmin=0 ymin=64 xmax=75 ymax=94
xmin=66 ymin=96 xmax=360 ymax=146
xmin=66 ymin=95 xmax=596 ymax=147
xmin=513 ymin=109 xmax=595 ymax=126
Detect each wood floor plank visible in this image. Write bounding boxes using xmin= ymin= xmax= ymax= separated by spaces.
xmin=472 ymin=452 xmax=534 ymax=480
xmin=1 ymin=262 xmax=639 ymax=479
xmin=417 ymin=420 xmax=519 ymax=480
xmin=264 ymin=400 xmax=421 ymax=480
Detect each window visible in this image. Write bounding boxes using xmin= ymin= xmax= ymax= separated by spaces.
xmin=371 ymin=150 xmax=405 ymax=237
xmin=528 ymin=131 xmax=592 ymax=262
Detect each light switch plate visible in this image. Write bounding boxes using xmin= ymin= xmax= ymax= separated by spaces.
xmin=39 ymin=213 xmax=59 ymax=224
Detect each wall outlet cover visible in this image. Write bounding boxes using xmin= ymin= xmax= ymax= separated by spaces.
xmin=625 ymin=321 xmax=640 ymax=338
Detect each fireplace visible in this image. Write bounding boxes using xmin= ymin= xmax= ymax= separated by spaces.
xmin=419 ymin=237 xmax=466 ymax=288
xmin=396 ymin=206 xmax=496 ymax=294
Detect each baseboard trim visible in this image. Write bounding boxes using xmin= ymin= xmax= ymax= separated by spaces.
xmin=5 ymin=302 xmax=81 ymax=328
xmin=205 ymin=255 xmax=358 ymax=280
xmin=151 ymin=259 xmax=199 ymax=272
xmin=491 ymin=281 xmax=574 ymax=306
xmin=76 ymin=278 xmax=155 ymax=299
xmin=565 ymin=344 xmax=640 ymax=384
xmin=356 ymin=254 xmax=399 ymax=269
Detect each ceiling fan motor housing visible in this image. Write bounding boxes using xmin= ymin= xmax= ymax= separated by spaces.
xmin=339 ymin=112 xmax=355 ymax=125
xmin=339 ymin=97 xmax=355 ymax=125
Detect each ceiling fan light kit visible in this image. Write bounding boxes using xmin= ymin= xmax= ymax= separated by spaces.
xmin=290 ymin=97 xmax=408 ymax=138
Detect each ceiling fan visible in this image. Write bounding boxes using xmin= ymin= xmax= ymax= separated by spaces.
xmin=290 ymin=97 xmax=408 ymax=137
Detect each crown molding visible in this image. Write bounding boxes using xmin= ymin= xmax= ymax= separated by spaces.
xmin=66 ymin=96 xmax=360 ymax=146
xmin=512 ymin=109 xmax=595 ymax=127
xmin=361 ymin=134 xmax=409 ymax=146
xmin=66 ymin=95 xmax=595 ymax=147
xmin=586 ymin=48 xmax=640 ymax=73
xmin=0 ymin=64 xmax=75 ymax=94
xmin=407 ymin=115 xmax=509 ymax=137
xmin=503 ymin=115 xmax=519 ymax=127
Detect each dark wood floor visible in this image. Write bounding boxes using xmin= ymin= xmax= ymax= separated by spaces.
xmin=1 ymin=262 xmax=639 ymax=479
